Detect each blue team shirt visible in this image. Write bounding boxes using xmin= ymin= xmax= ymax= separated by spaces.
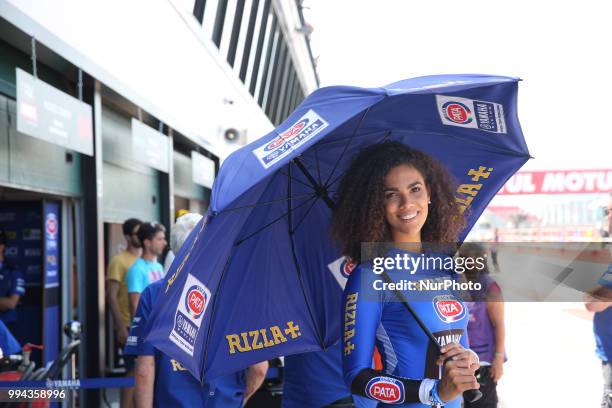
xmin=125 ymin=280 xmax=246 ymax=407
xmin=283 ymin=343 xmax=376 ymax=408
xmin=0 ymin=319 xmax=20 ymax=355
xmin=126 ymin=258 xmax=164 ymax=294
xmin=594 ymin=264 xmax=612 ymax=361
xmin=342 ymin=250 xmax=469 ymax=407
xmin=0 ymin=261 xmax=25 ymax=324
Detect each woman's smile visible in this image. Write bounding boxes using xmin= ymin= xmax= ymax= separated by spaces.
xmin=398 ymin=210 xmax=419 ymax=222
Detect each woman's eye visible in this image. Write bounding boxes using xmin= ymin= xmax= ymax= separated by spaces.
xmin=411 ymin=185 xmax=421 ymax=193
xmin=385 ymin=192 xmax=397 ymax=199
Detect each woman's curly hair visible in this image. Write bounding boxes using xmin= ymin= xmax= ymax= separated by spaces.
xmin=330 ymin=141 xmax=465 ymax=262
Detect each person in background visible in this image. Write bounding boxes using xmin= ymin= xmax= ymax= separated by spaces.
xmin=459 ymin=242 xmax=506 ymax=408
xmin=584 ymin=193 xmax=612 ymax=408
xmin=127 ymin=213 xmax=268 ymax=407
xmin=282 ymin=344 xmax=377 ymax=408
xmin=490 ymin=228 xmax=500 ymax=272
xmin=107 ymin=219 xmax=142 ymax=347
xmin=282 ymin=256 xmax=376 ymax=408
xmin=126 ymin=222 xmax=166 ymax=317
xmin=106 ymin=218 xmax=142 ymax=408
xmin=0 ymin=319 xmax=20 ymax=358
xmin=161 ymin=209 xmax=190 ymax=273
xmin=0 ymin=229 xmax=25 ymax=334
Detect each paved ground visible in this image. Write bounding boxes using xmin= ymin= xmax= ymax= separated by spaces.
xmin=487 ymin=246 xmax=607 ymax=407
xmin=496 ymin=302 xmax=603 ymax=407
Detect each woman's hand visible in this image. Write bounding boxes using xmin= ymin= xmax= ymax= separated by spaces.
xmin=435 ymin=343 xmax=480 ymax=402
xmin=490 ymin=355 xmax=504 ymax=383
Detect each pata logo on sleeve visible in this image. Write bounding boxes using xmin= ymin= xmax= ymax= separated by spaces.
xmin=365 ymin=376 xmax=405 ymax=404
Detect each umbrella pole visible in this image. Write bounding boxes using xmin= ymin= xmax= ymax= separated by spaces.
xmin=292 ymin=157 xmax=335 ymax=209
xmin=287 ymin=162 xmax=326 ymax=348
xmin=380 ymin=272 xmax=482 ymax=403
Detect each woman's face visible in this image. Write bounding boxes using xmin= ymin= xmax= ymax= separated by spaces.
xmin=383 ymin=164 xmax=430 ymax=243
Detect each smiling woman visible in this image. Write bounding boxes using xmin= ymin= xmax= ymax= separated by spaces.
xmin=331 ymin=141 xmax=480 ymax=407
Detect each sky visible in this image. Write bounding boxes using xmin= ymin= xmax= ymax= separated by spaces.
xmin=303 ymin=0 xmax=612 ymax=172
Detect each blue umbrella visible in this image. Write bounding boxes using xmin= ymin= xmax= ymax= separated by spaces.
xmin=144 ymin=74 xmax=530 ymax=382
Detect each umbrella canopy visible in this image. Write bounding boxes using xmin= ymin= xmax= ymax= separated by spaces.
xmin=144 ymin=74 xmax=530 ymax=382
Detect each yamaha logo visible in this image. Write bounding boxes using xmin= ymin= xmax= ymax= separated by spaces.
xmin=253 ymin=110 xmax=329 ymax=169
xmin=442 ymin=101 xmax=473 ymax=124
xmin=185 ymin=285 xmax=206 ymax=319
xmin=264 ymin=120 xmax=308 ymax=151
xmin=170 ymin=274 xmax=211 ymax=356
xmin=433 ymin=295 xmax=466 ymax=323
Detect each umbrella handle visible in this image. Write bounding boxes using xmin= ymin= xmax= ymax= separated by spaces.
xmin=463 ymin=389 xmax=483 ymax=403
xmin=380 ymin=272 xmax=483 ymax=404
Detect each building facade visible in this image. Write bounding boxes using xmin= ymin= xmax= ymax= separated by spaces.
xmin=0 ymin=0 xmax=317 ymax=404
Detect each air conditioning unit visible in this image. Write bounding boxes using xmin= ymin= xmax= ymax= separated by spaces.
xmin=217 ymin=96 xmax=248 ymax=147
xmin=223 ymin=128 xmax=247 ymax=145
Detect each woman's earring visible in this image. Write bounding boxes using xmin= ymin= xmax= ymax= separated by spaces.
xmin=428 ymin=200 xmax=432 ymax=205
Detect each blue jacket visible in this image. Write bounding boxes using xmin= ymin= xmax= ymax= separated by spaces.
xmin=0 ymin=261 xmax=25 ymax=324
xmin=125 ymin=280 xmax=246 ymax=407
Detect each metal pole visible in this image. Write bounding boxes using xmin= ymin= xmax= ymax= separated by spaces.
xmin=71 ymin=353 xmax=76 ymax=407
xmin=31 ymin=37 xmax=37 ymax=78
xmin=78 ymin=69 xmax=83 ymax=101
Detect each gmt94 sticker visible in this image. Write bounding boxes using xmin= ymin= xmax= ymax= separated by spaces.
xmin=436 ymin=95 xmax=507 ymax=133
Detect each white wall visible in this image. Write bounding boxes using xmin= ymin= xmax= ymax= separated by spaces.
xmin=272 ymin=0 xmax=318 ymax=94
xmin=1 ymin=0 xmax=277 ymax=159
